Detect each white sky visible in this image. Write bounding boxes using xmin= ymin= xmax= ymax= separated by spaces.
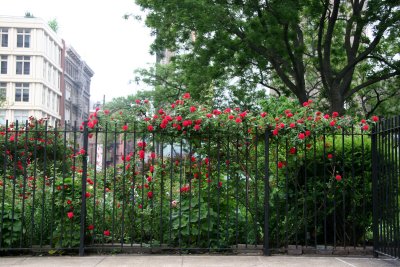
xmin=0 ymin=0 xmax=155 ymax=104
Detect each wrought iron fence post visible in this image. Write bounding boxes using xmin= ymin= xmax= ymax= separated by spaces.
xmin=264 ymin=128 xmax=270 ymax=256
xmin=371 ymin=123 xmax=379 ymax=258
xmin=79 ymin=121 xmax=89 ymax=256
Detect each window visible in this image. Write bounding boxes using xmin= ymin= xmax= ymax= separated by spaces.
xmin=47 ymin=89 xmax=50 ymax=107
xmin=0 ymin=110 xmax=6 ymax=125
xmin=42 ymin=87 xmax=45 ymax=105
xmin=1 ymin=55 xmax=7 ymax=74
xmin=16 ymin=56 xmax=30 ymax=75
xmin=15 ymin=83 xmax=29 ymax=102
xmin=14 ymin=110 xmax=29 ymax=123
xmin=17 ymin=29 xmax=31 ymax=48
xmin=0 ymin=28 xmax=8 ymax=47
xmin=0 ymin=82 xmax=6 ymax=100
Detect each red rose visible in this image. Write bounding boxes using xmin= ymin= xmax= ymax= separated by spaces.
xmin=261 ymin=112 xmax=267 ymax=118
xmin=67 ymin=212 xmax=74 ymax=219
xmin=104 ymin=230 xmax=110 ymax=236
xmin=277 ymin=162 xmax=284 ymax=169
xmin=85 ymin=192 xmax=91 ymax=198
xmin=298 ymin=133 xmax=305 ymax=139
xmin=332 ymin=112 xmax=339 ymax=118
xmin=190 ymin=106 xmax=197 ymax=112
xmin=139 ymin=150 xmax=145 ymax=159
xmin=147 ymin=191 xmax=153 ymax=199
xmin=372 ymin=116 xmax=379 ymax=122
xmin=147 ymin=125 xmax=154 ymax=132
xmin=88 ymin=224 xmax=94 ymax=230
xmin=335 ymin=175 xmax=342 ymax=181
xmin=122 ymin=125 xmax=128 ymax=131
xmin=183 ymin=93 xmax=191 ymax=99
xmin=362 ymin=124 xmax=369 ymax=131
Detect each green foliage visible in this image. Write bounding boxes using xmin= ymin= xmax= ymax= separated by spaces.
xmin=135 ymin=0 xmax=400 ymax=114
xmin=48 ymin=19 xmax=59 ymax=33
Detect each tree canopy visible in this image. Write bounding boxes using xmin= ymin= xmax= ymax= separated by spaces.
xmin=135 ymin=0 xmax=400 ymax=114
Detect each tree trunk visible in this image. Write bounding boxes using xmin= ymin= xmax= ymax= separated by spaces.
xmin=330 ymin=90 xmax=345 ymax=114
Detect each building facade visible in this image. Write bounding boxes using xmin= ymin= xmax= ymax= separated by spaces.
xmin=0 ymin=16 xmax=63 ymax=126
xmin=62 ymin=46 xmax=94 ymax=128
xmin=0 ymin=15 xmax=94 ymax=127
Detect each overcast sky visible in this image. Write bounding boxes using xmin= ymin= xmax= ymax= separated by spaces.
xmin=0 ymin=0 xmax=155 ymax=104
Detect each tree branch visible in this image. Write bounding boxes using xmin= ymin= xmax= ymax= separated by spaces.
xmin=345 ymin=71 xmax=400 ymax=98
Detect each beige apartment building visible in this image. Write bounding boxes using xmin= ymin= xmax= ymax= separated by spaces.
xmin=0 ymin=15 xmax=93 ymax=127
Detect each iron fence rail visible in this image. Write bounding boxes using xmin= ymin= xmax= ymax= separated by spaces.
xmin=372 ymin=116 xmax=400 ymax=259
xmin=0 ymin=119 xmax=395 ymax=257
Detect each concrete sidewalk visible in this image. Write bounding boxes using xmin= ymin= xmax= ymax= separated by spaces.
xmin=0 ymin=255 xmax=399 ymax=267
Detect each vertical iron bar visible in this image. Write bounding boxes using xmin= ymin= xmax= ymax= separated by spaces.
xmin=19 ymin=121 xmax=29 ymax=248
xmin=120 ymin=124 xmax=127 ymax=249
xmin=178 ymin=139 xmax=183 ymax=252
xmin=351 ymin=125 xmax=356 ymax=248
xmin=245 ymin=127 xmax=249 ymax=248
xmin=39 ymin=121 xmax=48 ymax=248
xmin=101 ymin=123 xmax=108 ymax=248
xmin=323 ymin=134 xmax=327 ymax=248
xmin=0 ymin=121 xmax=8 ymax=249
xmin=30 ymin=122 xmax=39 ymax=247
xmin=112 ymin=123 xmax=117 ymax=246
xmin=372 ymin=120 xmax=379 ymax=257
xmin=11 ymin=121 xmax=19 ymax=247
xmin=79 ymin=121 xmax=89 ymax=256
xmin=226 ymin=133 xmax=230 ymax=246
xmin=160 ymin=138 xmax=164 ymax=246
xmin=313 ymin=135 xmax=317 ymax=248
xmin=50 ymin=124 xmax=58 ymax=247
xmin=254 ymin=128 xmax=259 ymax=247
xmin=304 ymin=135 xmax=307 ymax=248
xmin=341 ymin=128 xmax=346 ymax=249
xmin=263 ymin=128 xmax=270 ymax=256
xmin=333 ymin=131 xmax=336 ymax=248
xmin=361 ymin=130 xmax=366 ymax=249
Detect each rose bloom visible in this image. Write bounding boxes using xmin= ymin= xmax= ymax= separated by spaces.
xmin=67 ymin=212 xmax=74 ymax=219
xmin=335 ymin=175 xmax=342 ymax=182
xmin=362 ymin=124 xmax=369 ymax=131
xmin=277 ymin=161 xmax=284 ymax=169
xmin=104 ymin=230 xmax=110 ymax=236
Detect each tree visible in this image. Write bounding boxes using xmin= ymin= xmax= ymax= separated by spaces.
xmin=48 ymin=18 xmax=59 ymax=33
xmin=135 ymin=0 xmax=400 ymax=114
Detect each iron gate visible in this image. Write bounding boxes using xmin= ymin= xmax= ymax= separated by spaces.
xmin=372 ymin=116 xmax=400 ymax=259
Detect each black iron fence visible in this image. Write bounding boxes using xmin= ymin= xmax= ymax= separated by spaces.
xmin=0 ymin=119 xmax=396 ymax=257
xmin=372 ymin=116 xmax=400 ymax=259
